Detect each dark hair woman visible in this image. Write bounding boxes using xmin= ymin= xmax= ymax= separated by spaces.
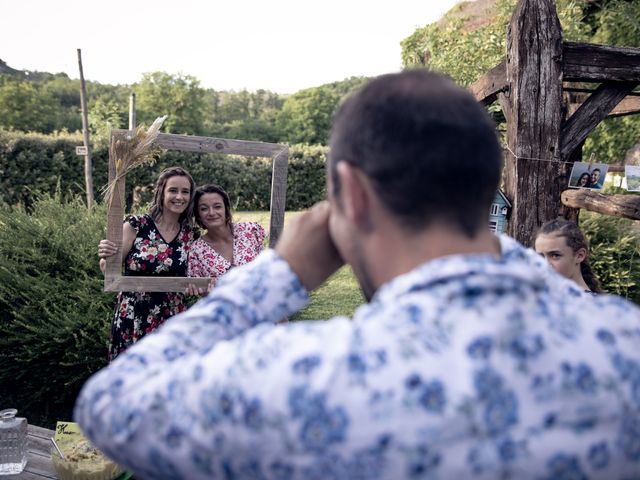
xmin=187 ymin=184 xmax=265 ymax=287
xmin=534 ymin=219 xmax=602 ymax=294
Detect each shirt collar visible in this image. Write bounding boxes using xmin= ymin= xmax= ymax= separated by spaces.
xmin=373 ymin=237 xmax=547 ymax=304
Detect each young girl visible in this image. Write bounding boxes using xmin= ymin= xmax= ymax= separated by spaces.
xmin=98 ymin=166 xmax=197 ymax=360
xmin=187 ymin=183 xmax=265 ymax=283
xmin=534 ymin=218 xmax=603 ymax=294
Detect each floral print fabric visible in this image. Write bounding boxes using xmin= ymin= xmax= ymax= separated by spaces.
xmin=187 ymin=221 xmax=265 ymax=282
xmin=77 ymin=236 xmax=640 ymax=479
xmin=108 ymin=214 xmax=195 ymax=361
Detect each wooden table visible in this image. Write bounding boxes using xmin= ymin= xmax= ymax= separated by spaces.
xmin=16 ymin=424 xmax=57 ymax=479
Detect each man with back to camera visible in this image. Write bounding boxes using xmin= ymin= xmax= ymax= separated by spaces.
xmin=75 ymin=70 xmax=640 ymax=479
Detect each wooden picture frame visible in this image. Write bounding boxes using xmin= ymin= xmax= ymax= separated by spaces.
xmin=103 ymin=129 xmax=289 ymax=292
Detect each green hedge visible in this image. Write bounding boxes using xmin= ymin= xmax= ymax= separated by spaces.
xmin=0 ymin=194 xmax=113 ymax=427
xmin=0 ymin=129 xmax=327 ymax=211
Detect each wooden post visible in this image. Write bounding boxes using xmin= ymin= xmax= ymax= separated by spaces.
xmin=561 ymin=189 xmax=640 ymax=220
xmin=104 ymin=132 xmax=126 ymax=290
xmin=129 ymin=92 xmax=136 ymax=130
xmin=503 ymin=0 xmax=564 ymax=246
xmin=268 ymin=147 xmax=289 ymax=247
xmin=77 ymin=49 xmax=94 ymax=209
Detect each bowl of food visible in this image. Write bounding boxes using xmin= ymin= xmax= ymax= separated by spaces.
xmin=51 ymin=439 xmax=123 ymax=480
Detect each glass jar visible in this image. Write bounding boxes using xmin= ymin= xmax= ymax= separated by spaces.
xmin=0 ymin=409 xmax=27 ymax=475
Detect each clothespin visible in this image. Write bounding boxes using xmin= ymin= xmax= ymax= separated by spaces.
xmin=587 ymin=152 xmax=595 ymax=172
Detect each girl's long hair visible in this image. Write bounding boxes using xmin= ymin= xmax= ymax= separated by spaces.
xmin=537 ymin=219 xmax=603 ymax=293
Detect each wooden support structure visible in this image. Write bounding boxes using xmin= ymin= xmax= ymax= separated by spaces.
xmin=469 ymin=60 xmax=506 ymax=106
xmin=560 ymin=81 xmax=637 ymax=158
xmin=502 ymin=0 xmax=564 ymax=245
xmin=566 ymin=90 xmax=640 ymax=118
xmin=562 ymin=189 xmax=640 ymax=221
xmin=468 ymin=0 xmax=640 ymax=244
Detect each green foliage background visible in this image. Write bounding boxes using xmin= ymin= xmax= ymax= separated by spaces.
xmin=0 ymin=129 xmax=328 ymax=211
xmin=0 ymin=195 xmax=112 ymax=427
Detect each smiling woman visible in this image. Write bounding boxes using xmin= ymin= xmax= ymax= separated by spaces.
xmin=97 ymin=166 xmax=198 ymax=361
xmin=187 ymin=184 xmax=266 ymax=288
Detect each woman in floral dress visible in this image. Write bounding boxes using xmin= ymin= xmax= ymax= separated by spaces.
xmin=187 ymin=184 xmax=265 ymax=284
xmin=98 ymin=166 xmax=197 ymax=361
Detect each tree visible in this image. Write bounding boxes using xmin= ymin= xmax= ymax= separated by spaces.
xmin=277 ymin=86 xmax=339 ymax=145
xmin=0 ymin=78 xmax=56 ymax=132
xmin=88 ymin=97 xmax=128 ymax=145
xmin=136 ymin=72 xmax=205 ymax=135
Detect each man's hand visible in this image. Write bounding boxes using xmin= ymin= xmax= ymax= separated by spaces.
xmin=275 ymin=201 xmax=344 ymax=292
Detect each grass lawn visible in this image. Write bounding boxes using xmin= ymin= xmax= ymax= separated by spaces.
xmin=234 ymin=211 xmax=365 ymax=320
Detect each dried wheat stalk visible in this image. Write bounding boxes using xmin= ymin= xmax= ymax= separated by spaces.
xmin=102 ymin=116 xmax=167 ymax=207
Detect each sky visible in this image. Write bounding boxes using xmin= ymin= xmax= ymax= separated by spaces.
xmin=1 ymin=0 xmax=461 ymax=94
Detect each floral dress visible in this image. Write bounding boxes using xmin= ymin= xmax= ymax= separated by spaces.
xmin=108 ymin=214 xmax=195 ymax=361
xmin=187 ymin=221 xmax=265 ymax=282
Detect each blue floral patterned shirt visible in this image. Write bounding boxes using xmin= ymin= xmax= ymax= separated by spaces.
xmin=75 ymin=236 xmax=640 ymax=479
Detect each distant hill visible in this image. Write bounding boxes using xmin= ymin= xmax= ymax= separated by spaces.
xmin=0 ymin=58 xmax=26 ymax=77
xmin=0 ymin=58 xmax=65 ymax=82
xmin=439 ymin=0 xmax=497 ymax=32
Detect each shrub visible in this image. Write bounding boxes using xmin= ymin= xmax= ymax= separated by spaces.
xmin=0 ymin=193 xmax=114 ymax=427
xmin=580 ymin=211 xmax=640 ymax=304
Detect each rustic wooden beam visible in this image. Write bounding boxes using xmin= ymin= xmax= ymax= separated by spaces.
xmin=608 ymin=164 xmax=626 ymax=174
xmin=503 ymin=0 xmax=564 ymax=246
xmin=561 ymin=189 xmax=640 ymax=220
xmin=154 ymin=132 xmax=286 ymax=157
xmin=564 ymin=42 xmax=640 ymax=82
xmin=268 ymin=146 xmax=289 ymax=247
xmin=104 ymin=131 xmax=126 ymax=292
xmin=568 ymin=93 xmax=640 ymax=118
xmin=560 ymin=81 xmax=637 ymax=158
xmin=108 ymin=276 xmax=211 ymax=293
xmin=468 ymin=60 xmax=507 ymax=105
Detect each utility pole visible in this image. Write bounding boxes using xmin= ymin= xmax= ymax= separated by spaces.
xmin=129 ymin=92 xmax=136 ymax=130
xmin=77 ymin=48 xmax=94 ymax=209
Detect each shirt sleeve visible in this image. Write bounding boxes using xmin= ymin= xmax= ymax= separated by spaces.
xmin=74 ymin=249 xmax=315 ymax=477
xmin=125 ymin=214 xmax=141 ymax=233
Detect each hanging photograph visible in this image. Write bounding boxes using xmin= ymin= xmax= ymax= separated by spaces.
xmin=568 ymin=161 xmax=609 ymax=190
xmin=626 ymin=165 xmax=640 ymax=192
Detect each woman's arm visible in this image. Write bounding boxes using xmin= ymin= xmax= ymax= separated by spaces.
xmin=98 ymin=222 xmax=137 ymax=273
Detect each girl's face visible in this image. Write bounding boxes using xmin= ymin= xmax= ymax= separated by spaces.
xmin=197 ymin=193 xmax=227 ymax=230
xmin=534 ymin=233 xmax=586 ymax=281
xmin=162 ymin=176 xmax=191 ymax=215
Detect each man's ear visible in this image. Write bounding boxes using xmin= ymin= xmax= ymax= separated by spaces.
xmin=335 ymin=162 xmax=371 ymax=229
